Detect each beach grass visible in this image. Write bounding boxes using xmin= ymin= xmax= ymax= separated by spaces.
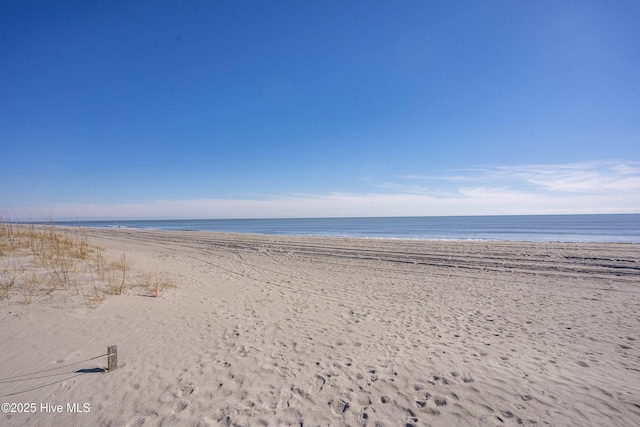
xmin=0 ymin=218 xmax=174 ymax=306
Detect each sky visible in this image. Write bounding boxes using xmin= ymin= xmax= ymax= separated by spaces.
xmin=1 ymin=0 xmax=639 ymax=220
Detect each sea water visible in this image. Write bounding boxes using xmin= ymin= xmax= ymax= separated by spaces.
xmin=54 ymin=214 xmax=640 ymax=243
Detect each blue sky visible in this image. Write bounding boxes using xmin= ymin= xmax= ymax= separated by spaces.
xmin=1 ymin=0 xmax=639 ymax=219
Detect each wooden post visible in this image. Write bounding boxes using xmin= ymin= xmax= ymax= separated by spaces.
xmin=107 ymin=345 xmax=118 ymax=372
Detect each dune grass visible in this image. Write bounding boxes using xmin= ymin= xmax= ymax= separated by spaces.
xmin=0 ymin=219 xmax=174 ymax=306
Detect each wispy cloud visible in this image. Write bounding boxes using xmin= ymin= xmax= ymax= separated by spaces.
xmin=5 ymin=161 xmax=639 ymax=220
xmin=394 ymin=160 xmax=640 ymax=195
xmin=490 ymin=161 xmax=640 ymax=193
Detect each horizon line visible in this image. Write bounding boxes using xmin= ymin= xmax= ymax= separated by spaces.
xmin=8 ymin=211 xmax=640 ymax=223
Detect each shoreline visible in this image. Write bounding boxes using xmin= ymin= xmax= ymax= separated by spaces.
xmin=56 ymin=223 xmax=640 ymax=245
xmin=1 ymin=227 xmax=640 ymax=426
xmin=13 ymin=213 xmax=639 ymax=244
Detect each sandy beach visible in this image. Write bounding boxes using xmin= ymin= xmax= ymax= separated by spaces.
xmin=1 ymin=228 xmax=640 ymax=427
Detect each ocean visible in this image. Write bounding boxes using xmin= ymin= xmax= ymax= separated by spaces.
xmin=53 ymin=214 xmax=640 ymax=243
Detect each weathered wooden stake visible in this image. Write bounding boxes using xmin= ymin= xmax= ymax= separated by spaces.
xmin=107 ymin=345 xmax=118 ymax=372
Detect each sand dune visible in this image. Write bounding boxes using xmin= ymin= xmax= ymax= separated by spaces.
xmin=1 ymin=228 xmax=639 ymax=426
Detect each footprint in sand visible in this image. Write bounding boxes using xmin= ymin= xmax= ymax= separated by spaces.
xmin=223 ymin=328 xmax=240 ymax=343
xmin=215 ymin=360 xmax=232 ymax=368
xmin=434 ymin=396 xmax=447 ymax=407
xmin=236 ymin=346 xmax=250 ymax=357
xmin=433 ymin=375 xmax=453 ymax=385
xmin=270 ymin=352 xmax=285 ymax=362
xmin=126 ymin=417 xmax=146 ymax=427
xmin=357 ymin=410 xmax=370 ymax=422
xmin=313 ymin=374 xmax=326 ymax=392
xmin=405 ymin=407 xmax=418 ymax=419
xmin=277 ymin=392 xmax=293 ymax=410
xmin=196 ymin=416 xmax=217 ymax=426
xmin=501 ymin=410 xmax=515 ymax=419
xmin=329 ymin=397 xmax=349 ymax=415
xmin=275 ymin=366 xmax=295 ymax=377
xmin=177 ymin=384 xmax=195 ymax=397
xmin=173 ymin=400 xmax=188 ymax=413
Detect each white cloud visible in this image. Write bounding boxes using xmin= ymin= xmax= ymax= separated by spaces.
xmin=5 ymin=160 xmax=639 ymax=220
xmin=393 ymin=160 xmax=640 ymax=195
xmin=490 ymin=161 xmax=640 ymax=193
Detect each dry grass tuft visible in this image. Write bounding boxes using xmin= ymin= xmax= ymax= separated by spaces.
xmin=137 ymin=273 xmax=176 ymax=297
xmin=106 ymin=253 xmax=134 ymax=295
